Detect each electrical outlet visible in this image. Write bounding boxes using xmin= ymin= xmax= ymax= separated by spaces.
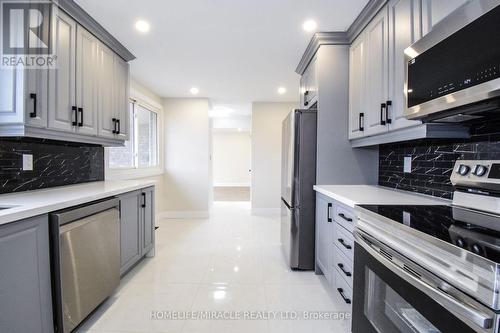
xmin=404 ymin=156 xmax=412 ymax=173
xmin=22 ymin=154 xmax=33 ymax=171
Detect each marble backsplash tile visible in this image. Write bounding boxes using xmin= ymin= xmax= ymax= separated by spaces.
xmin=0 ymin=138 xmax=104 ymax=194
xmin=379 ymin=121 xmax=500 ymax=199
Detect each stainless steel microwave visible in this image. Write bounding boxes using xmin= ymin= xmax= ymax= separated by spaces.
xmin=404 ymin=0 xmax=500 ymax=122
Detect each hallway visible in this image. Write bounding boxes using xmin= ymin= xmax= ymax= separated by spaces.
xmin=77 ymin=202 xmax=351 ymax=333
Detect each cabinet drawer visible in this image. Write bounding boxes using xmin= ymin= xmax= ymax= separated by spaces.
xmin=334 ymin=269 xmax=353 ymax=307
xmin=334 ymin=223 xmax=354 ymax=260
xmin=334 ymin=204 xmax=355 ymax=232
xmin=333 ymin=247 xmax=353 ymax=287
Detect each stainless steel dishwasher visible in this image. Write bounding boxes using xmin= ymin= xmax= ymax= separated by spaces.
xmin=50 ymin=198 xmax=120 ymax=333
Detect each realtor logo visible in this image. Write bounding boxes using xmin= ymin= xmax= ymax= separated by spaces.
xmin=1 ymin=0 xmax=56 ymax=68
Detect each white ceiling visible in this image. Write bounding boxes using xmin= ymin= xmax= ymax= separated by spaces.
xmin=76 ymin=0 xmax=369 ymax=103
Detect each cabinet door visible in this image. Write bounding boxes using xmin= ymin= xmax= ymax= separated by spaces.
xmin=0 ymin=216 xmax=54 ymax=333
xmin=75 ymin=26 xmax=98 ymax=136
xmin=387 ymin=0 xmax=422 ymax=130
xmin=303 ymin=57 xmax=317 ymax=108
xmin=114 ymin=55 xmax=130 ymax=141
xmin=0 ymin=68 xmax=24 ymax=124
xmin=25 ymin=68 xmax=48 ymax=128
xmin=365 ymin=7 xmax=389 ymax=137
xmin=97 ymin=43 xmax=116 ymax=139
xmin=315 ymin=194 xmax=332 ymax=282
xmin=48 ymin=10 xmax=77 ymax=133
xmin=349 ymin=34 xmax=367 ymax=139
xmin=119 ymin=191 xmax=141 ymax=275
xmin=422 ymin=0 xmax=470 ymax=36
xmin=141 ymin=187 xmax=155 ymax=255
xmin=299 ymin=75 xmax=307 ymax=108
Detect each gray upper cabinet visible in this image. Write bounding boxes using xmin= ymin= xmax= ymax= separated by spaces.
xmin=365 ymin=7 xmax=389 ymax=137
xmin=348 ymin=34 xmax=366 ymax=139
xmin=0 ymin=216 xmax=54 ymax=333
xmin=49 ymin=9 xmax=77 ymax=133
xmin=422 ymin=0 xmax=470 ymax=36
xmin=387 ymin=0 xmax=422 ymax=130
xmin=75 ymin=26 xmax=99 ymax=136
xmin=299 ymin=56 xmax=317 ymax=109
xmin=0 ymin=5 xmax=131 ymax=146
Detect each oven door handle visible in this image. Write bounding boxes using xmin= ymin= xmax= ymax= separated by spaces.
xmin=354 ymin=231 xmax=494 ymax=331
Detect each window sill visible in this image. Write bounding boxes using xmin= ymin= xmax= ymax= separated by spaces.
xmin=105 ymin=167 xmax=164 ymax=180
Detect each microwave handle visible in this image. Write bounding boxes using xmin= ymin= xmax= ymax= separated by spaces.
xmin=354 ymin=231 xmax=494 ymax=330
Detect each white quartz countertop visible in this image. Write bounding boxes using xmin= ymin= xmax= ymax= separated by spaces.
xmin=313 ymin=185 xmax=450 ymax=208
xmin=0 ymin=180 xmax=156 ymax=226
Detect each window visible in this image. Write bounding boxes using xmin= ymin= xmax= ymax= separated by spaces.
xmin=109 ymin=101 xmax=159 ymax=169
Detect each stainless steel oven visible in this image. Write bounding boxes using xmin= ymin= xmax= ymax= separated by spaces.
xmin=404 ymin=0 xmax=500 ymax=122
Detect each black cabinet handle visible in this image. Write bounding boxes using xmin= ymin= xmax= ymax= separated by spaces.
xmin=112 ymin=118 xmax=117 ymax=134
xmin=338 ymin=238 xmax=352 ymax=250
xmin=117 ymin=119 xmax=121 ymax=134
xmin=78 ymin=107 xmax=83 ymax=127
xmin=29 ymin=93 xmax=37 ymax=118
xmin=327 ymin=203 xmax=333 ymax=223
xmin=72 ymin=106 xmax=78 ymax=126
xmin=359 ymin=113 xmax=364 ymax=131
xmin=380 ymin=103 xmax=386 ymax=125
xmin=337 ymin=288 xmax=352 ymax=304
xmin=338 ymin=213 xmax=353 ymax=222
xmin=386 ymin=100 xmax=392 ymax=124
xmin=141 ymin=192 xmax=146 ymax=208
xmin=338 ymin=263 xmax=352 ymax=277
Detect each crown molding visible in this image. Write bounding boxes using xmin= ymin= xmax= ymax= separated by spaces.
xmin=347 ymin=0 xmax=388 ymax=42
xmin=295 ymin=32 xmax=349 ymax=74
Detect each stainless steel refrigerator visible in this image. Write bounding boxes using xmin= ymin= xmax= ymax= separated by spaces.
xmin=280 ymin=109 xmax=317 ymax=270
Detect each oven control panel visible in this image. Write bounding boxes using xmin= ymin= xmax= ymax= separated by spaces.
xmin=451 ymin=160 xmax=500 ymax=189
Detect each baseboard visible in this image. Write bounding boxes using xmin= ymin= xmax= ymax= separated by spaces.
xmin=213 ymin=183 xmax=251 ymax=187
xmin=156 ymin=211 xmax=209 ymax=219
xmin=251 ymin=208 xmax=280 ymax=216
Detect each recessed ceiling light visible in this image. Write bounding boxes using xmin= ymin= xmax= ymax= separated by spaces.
xmin=277 ymin=87 xmax=287 ymax=95
xmin=190 ymin=87 xmax=199 ymax=95
xmin=135 ymin=20 xmax=150 ymax=33
xmin=302 ymin=19 xmax=317 ymax=32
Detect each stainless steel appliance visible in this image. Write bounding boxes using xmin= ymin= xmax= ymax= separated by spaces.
xmin=353 ymin=160 xmax=500 ymax=333
xmin=280 ymin=109 xmax=317 ymax=270
xmin=404 ymin=0 xmax=500 ymax=122
xmin=50 ymin=198 xmax=120 ymax=333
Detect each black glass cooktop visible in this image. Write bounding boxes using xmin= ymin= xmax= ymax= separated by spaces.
xmin=359 ymin=205 xmax=500 ymax=263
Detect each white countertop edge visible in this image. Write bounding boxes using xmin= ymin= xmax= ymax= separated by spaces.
xmin=0 ymin=180 xmax=157 ymax=226
xmin=313 ymin=185 xmax=450 ymax=208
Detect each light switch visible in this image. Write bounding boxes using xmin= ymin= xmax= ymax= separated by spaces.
xmin=404 ymin=156 xmax=412 ymax=173
xmin=22 ymin=154 xmax=33 ymax=171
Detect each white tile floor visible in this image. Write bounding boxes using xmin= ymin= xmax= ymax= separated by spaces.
xmin=77 ymin=201 xmax=351 ymax=333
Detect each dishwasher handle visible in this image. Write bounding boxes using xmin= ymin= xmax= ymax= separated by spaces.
xmin=51 ymin=198 xmax=119 ymax=226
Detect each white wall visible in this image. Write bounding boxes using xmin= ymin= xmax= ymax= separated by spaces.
xmin=162 ymin=98 xmax=210 ymax=218
xmin=212 ymin=131 xmax=251 ymax=187
xmin=251 ymin=102 xmax=297 ymax=214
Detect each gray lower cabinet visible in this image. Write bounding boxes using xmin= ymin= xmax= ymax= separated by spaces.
xmin=119 ymin=187 xmax=155 ymax=275
xmin=315 ymin=193 xmax=333 ymax=283
xmin=315 ymin=193 xmax=354 ymax=308
xmin=0 ymin=215 xmax=54 ymax=333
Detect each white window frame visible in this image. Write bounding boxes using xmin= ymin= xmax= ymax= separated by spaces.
xmin=105 ymin=95 xmax=164 ymax=180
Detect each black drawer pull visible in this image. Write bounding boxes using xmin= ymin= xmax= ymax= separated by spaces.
xmin=338 ymin=213 xmax=352 ymax=222
xmin=29 ymin=93 xmax=37 ymax=118
xmin=112 ymin=118 xmax=117 ymax=134
xmin=337 ymin=288 xmax=351 ymax=304
xmin=359 ymin=113 xmax=364 ymax=131
xmin=380 ymin=103 xmax=386 ymax=125
xmin=72 ymin=106 xmax=78 ymax=126
xmin=117 ymin=119 xmax=121 ymax=134
xmin=338 ymin=238 xmax=352 ymax=250
xmin=141 ymin=192 xmax=146 ymax=208
xmin=386 ymin=100 xmax=392 ymax=124
xmin=327 ymin=203 xmax=333 ymax=223
xmin=338 ymin=263 xmax=352 ymax=277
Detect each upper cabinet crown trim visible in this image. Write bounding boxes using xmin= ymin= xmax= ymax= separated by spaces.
xmin=295 ymin=0 xmax=388 ymax=75
xmin=56 ymin=0 xmax=135 ymax=62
